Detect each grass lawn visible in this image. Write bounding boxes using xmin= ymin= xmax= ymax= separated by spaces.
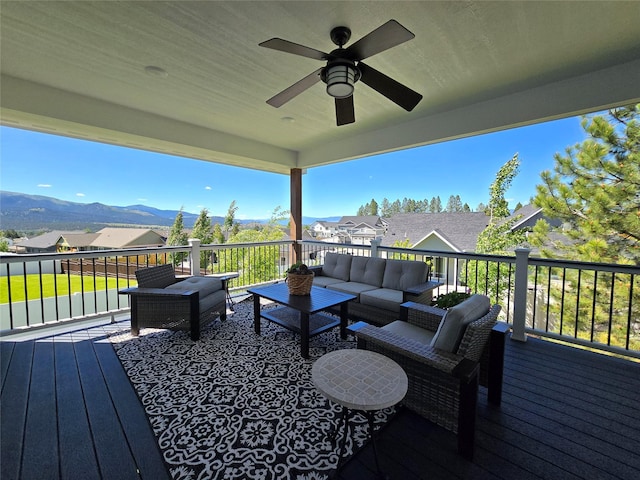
xmin=0 ymin=274 xmax=135 ymax=303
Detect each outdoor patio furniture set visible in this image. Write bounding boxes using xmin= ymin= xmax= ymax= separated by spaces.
xmin=121 ymin=257 xmax=507 ymax=461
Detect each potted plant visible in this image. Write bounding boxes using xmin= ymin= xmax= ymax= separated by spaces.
xmin=286 ymin=262 xmax=314 ymax=295
xmin=431 ymin=291 xmax=471 ymax=309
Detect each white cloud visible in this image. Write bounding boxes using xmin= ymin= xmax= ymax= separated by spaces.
xmin=137 ymin=198 xmax=148 ymax=202
xmin=205 ymin=186 xmax=212 ymax=190
xmin=76 ymin=193 xmax=85 ymax=197
xmin=37 ymin=184 xmax=52 ymax=188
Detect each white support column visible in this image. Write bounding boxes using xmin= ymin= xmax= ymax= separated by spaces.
xmin=188 ymin=238 xmax=201 ymax=276
xmin=512 ymin=247 xmax=531 ymax=342
xmin=370 ymin=238 xmax=381 ymax=258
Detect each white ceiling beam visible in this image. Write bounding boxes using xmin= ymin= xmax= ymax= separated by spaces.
xmin=0 ymin=75 xmax=298 ymax=175
xmin=298 ymin=59 xmax=640 ymax=168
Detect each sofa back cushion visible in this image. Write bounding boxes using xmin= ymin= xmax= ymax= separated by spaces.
xmin=349 ymin=256 xmax=386 ymax=287
xmin=135 ymin=264 xmax=176 ymax=288
xmin=430 ymin=294 xmax=491 ymax=353
xmin=381 ymin=259 xmax=429 ymax=291
xmin=322 ymin=253 xmax=352 ymax=282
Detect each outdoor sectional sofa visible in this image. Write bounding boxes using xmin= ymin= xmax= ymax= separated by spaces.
xmin=309 ymin=252 xmax=438 ymax=326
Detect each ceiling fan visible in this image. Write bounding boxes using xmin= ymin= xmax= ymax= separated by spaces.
xmin=259 ymin=19 xmax=423 ymax=126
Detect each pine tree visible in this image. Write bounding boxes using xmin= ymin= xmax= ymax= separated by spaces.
xmin=429 ymin=196 xmax=442 ymax=212
xmin=369 ymin=198 xmax=379 ymax=216
xmin=462 ymin=154 xmax=525 ymax=304
xmin=534 ymin=104 xmax=640 ymax=263
xmin=224 ymin=200 xmax=239 ymax=235
xmin=532 ymin=105 xmax=639 ymax=349
xmin=167 ymin=208 xmax=189 ymax=265
xmin=191 ymin=208 xmax=213 ymax=268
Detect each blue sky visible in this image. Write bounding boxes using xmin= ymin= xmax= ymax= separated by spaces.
xmin=0 ymin=116 xmax=588 ymax=220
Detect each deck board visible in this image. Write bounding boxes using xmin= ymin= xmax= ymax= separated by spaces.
xmin=1 ymin=341 xmax=34 ymax=480
xmin=21 ymin=341 xmax=58 ymax=479
xmin=1 ymin=324 xmax=639 ymax=480
xmin=55 ymin=340 xmax=102 ymax=480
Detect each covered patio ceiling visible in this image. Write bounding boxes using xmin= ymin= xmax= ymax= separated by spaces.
xmin=1 ymin=1 xmax=639 ymax=176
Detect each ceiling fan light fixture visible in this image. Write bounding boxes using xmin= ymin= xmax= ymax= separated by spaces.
xmin=325 ymin=64 xmax=357 ymax=99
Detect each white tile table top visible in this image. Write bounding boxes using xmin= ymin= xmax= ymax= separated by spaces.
xmin=312 ymin=349 xmax=408 ymax=411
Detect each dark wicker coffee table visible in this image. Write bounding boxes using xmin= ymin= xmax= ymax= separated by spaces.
xmin=247 ymin=283 xmax=356 ymax=359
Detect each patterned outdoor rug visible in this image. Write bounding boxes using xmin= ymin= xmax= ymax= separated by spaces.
xmin=110 ymin=299 xmax=395 ymax=480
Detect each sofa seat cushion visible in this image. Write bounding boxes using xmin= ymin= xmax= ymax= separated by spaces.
xmin=349 ymin=256 xmax=386 ymax=287
xmin=327 ymin=281 xmax=377 ymax=299
xmin=313 ymin=276 xmax=346 ymax=288
xmin=359 ymin=288 xmax=403 ymax=313
xmin=165 ymin=276 xmax=222 ymax=298
xmin=321 ymin=252 xmax=352 ymax=282
xmin=430 ymin=294 xmax=491 ymax=353
xmin=382 ymin=259 xmax=428 ymax=291
xmin=383 ymin=320 xmax=436 ymax=346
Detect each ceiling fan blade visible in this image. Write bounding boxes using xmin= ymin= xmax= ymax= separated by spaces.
xmin=335 ymin=96 xmax=355 ymax=126
xmin=358 ymin=62 xmax=422 ymax=111
xmin=266 ymin=68 xmax=323 ymax=107
xmin=345 ymin=20 xmax=415 ymax=61
xmin=259 ymin=38 xmax=329 ymax=61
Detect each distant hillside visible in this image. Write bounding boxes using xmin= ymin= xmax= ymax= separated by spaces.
xmin=0 ymin=191 xmax=339 ymax=232
xmin=0 ymin=191 xmax=210 ymax=231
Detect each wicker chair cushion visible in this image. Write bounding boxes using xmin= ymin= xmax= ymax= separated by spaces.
xmin=164 ymin=276 xmax=223 ymax=297
xmin=349 ymin=256 xmax=386 ymax=287
xmin=382 ymin=320 xmax=436 ymax=345
xmin=359 ymin=288 xmax=403 ymax=313
xmin=322 ymin=253 xmax=352 ymax=282
xmin=381 ymin=259 xmax=428 ymax=291
xmin=198 ymin=289 xmax=227 ymax=312
xmin=430 ymin=294 xmax=490 ymax=353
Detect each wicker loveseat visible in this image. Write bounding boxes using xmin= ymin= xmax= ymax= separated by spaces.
xmin=119 ymin=264 xmax=227 ymax=341
xmin=310 ymin=252 xmax=439 ymax=326
xmin=348 ymin=294 xmax=509 ymax=459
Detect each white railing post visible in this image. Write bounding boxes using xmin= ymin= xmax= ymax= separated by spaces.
xmin=188 ymin=238 xmax=201 ymax=276
xmin=370 ymin=238 xmax=381 ymax=258
xmin=512 ymin=247 xmax=530 ymax=342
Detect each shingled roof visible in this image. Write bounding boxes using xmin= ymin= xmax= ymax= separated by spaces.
xmin=382 ymin=213 xmax=490 ymax=252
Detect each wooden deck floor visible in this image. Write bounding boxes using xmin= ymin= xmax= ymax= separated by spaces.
xmin=2 ymin=321 xmax=639 ymax=480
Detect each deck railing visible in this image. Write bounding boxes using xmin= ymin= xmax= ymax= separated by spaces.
xmin=2 ymin=239 xmax=638 ymax=359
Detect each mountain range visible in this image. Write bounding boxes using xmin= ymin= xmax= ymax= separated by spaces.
xmin=0 ymin=191 xmax=338 ymax=232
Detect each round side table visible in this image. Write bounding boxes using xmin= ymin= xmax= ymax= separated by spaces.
xmin=312 ymin=349 xmax=408 ymax=478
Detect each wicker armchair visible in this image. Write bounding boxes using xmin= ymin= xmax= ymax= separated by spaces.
xmin=348 ymin=297 xmax=509 ymax=460
xmin=119 ymin=264 xmax=227 ymax=341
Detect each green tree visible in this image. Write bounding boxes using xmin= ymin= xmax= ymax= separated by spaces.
xmin=216 ymin=207 xmax=288 ymax=284
xmin=167 ymin=208 xmax=189 ymax=265
xmin=191 ymin=208 xmax=213 ymax=268
xmin=0 ymin=240 xmax=9 ymax=252
xmin=534 ymin=105 xmax=640 ymax=263
xmin=445 ymin=195 xmax=463 ymax=212
xmin=532 ymin=105 xmax=640 ymax=349
xmin=212 ymin=223 xmax=225 ymax=244
xmin=429 ymin=196 xmax=442 ymax=212
xmin=463 ymin=154 xmax=525 ymax=303
xmin=224 ymin=200 xmax=239 ymax=236
xmin=380 ymin=198 xmax=392 ymax=217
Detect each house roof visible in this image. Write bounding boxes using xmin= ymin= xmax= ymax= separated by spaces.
xmin=61 ymin=233 xmax=101 ymax=248
xmin=338 ymin=216 xmax=386 ymax=228
xmin=90 ymin=228 xmax=164 ymax=249
xmin=2 ymin=2 xmax=638 ymax=175
xmin=16 ymin=231 xmax=85 ymax=249
xmin=382 ymin=213 xmax=489 ymax=252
